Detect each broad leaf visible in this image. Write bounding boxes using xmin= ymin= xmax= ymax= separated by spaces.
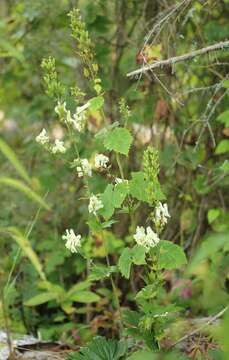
xmin=68 ymin=336 xmax=126 ymax=360
xmin=104 ymin=127 xmax=133 ymax=155
xmin=89 ymin=96 xmax=104 ymax=111
xmin=129 ymin=172 xmax=149 ymax=202
xmin=118 ymin=248 xmax=132 ymax=279
xmin=158 ymin=240 xmax=187 ymax=269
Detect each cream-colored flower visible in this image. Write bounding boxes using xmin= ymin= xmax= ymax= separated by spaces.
xmin=94 ymin=154 xmax=109 ymax=169
xmin=55 ymin=101 xmax=67 ymax=120
xmin=62 ymin=229 xmax=81 ymax=253
xmin=133 ymin=226 xmax=160 ymax=250
xmin=155 ymin=202 xmax=170 ymax=226
xmin=72 ymin=112 xmax=85 ymax=132
xmin=76 ymin=158 xmax=92 ymax=177
xmin=52 ymin=139 xmax=66 ymax=154
xmin=114 ymin=178 xmax=128 ymax=186
xmin=36 ymin=128 xmax=49 ymax=145
xmin=88 ymin=194 xmax=103 ymax=215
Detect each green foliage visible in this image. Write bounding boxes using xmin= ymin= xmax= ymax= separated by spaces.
xmin=0 ymin=0 xmax=228 ymax=357
xmin=104 ymin=127 xmax=133 ymax=155
xmin=118 ymin=245 xmax=146 ymax=279
xmin=68 ymin=336 xmax=127 ymax=360
xmin=158 ymin=241 xmax=187 ymax=270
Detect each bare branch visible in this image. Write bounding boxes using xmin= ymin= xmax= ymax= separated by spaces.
xmin=127 ymin=40 xmax=229 ymax=77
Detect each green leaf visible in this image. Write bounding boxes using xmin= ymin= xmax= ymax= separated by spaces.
xmin=68 ymin=291 xmax=100 ymax=303
xmin=158 ymin=240 xmax=187 ymax=269
xmin=215 ymin=140 xmax=229 ymax=154
xmin=0 ymin=138 xmax=31 ymax=184
xmin=68 ymin=336 xmax=127 ymax=360
xmin=222 ymin=79 xmax=229 ymax=88
xmin=188 ymin=232 xmax=229 ymax=272
xmin=0 ymin=227 xmax=46 ymax=280
xmin=104 ymin=127 xmax=133 ymax=155
xmin=24 ymin=292 xmax=56 ymax=306
xmin=129 ymin=172 xmax=149 ymax=202
xmin=67 ymin=281 xmax=91 ymax=297
xmin=100 ymin=184 xmax=115 ymax=220
xmin=217 ymin=110 xmax=229 ymax=127
xmin=89 ymin=264 xmax=116 ymax=281
xmin=89 ymin=96 xmax=104 ymax=111
xmin=208 ymin=208 xmax=220 ymax=224
xmin=131 ymin=245 xmax=146 ymax=265
xmin=100 ymin=183 xmax=129 ymax=220
xmin=118 ymin=248 xmax=132 ymax=279
xmin=118 ymin=245 xmax=147 ymax=279
xmin=0 ymin=177 xmax=50 ymax=210
xmin=127 ymin=350 xmax=157 ymax=360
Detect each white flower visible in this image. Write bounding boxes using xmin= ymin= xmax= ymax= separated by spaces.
xmin=76 ymin=158 xmax=92 ymax=177
xmin=94 ymin=154 xmax=109 ymax=169
xmin=72 ymin=112 xmax=85 ymax=132
xmin=52 ymin=139 xmax=66 ymax=154
xmin=62 ymin=229 xmax=81 ymax=253
xmin=133 ymin=226 xmax=160 ymax=250
xmin=55 ymin=101 xmax=67 ymax=120
xmin=66 ymin=110 xmax=74 ymax=124
xmin=36 ymin=128 xmax=49 ymax=145
xmin=88 ymin=194 xmax=103 ymax=215
xmin=76 ymin=102 xmax=90 ymax=114
xmin=114 ymin=178 xmax=128 ymax=186
xmin=155 ymin=202 xmax=170 ymax=226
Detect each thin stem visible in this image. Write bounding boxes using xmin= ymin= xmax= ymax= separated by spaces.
xmin=116 ymin=153 xmax=125 ymax=180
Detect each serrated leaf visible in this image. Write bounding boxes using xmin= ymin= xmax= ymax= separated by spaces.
xmin=104 ymin=127 xmax=133 ymax=155
xmin=100 ymin=183 xmax=129 ymax=220
xmin=158 ymin=240 xmax=187 ymax=269
xmin=129 ymin=172 xmax=149 ymax=202
xmin=89 ymin=264 xmax=116 ymax=281
xmin=118 ymin=248 xmax=132 ymax=279
xmin=68 ymin=336 xmax=127 ymax=360
xmin=89 ymin=96 xmax=104 ymax=111
xmin=131 ymin=245 xmax=146 ymax=265
xmin=24 ymin=292 xmax=56 ymax=306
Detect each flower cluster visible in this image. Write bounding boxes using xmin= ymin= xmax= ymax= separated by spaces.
xmin=134 ymin=226 xmax=160 ymax=250
xmin=62 ymin=229 xmax=81 ymax=253
xmin=75 ymin=158 xmax=92 ymax=177
xmin=154 ymin=202 xmax=170 ymax=228
xmin=55 ymin=100 xmax=89 ymax=132
xmin=52 ymin=139 xmax=66 ymax=154
xmin=36 ymin=128 xmax=49 ymax=145
xmin=36 ymin=128 xmax=66 ymax=154
xmin=94 ymin=153 xmax=109 ymax=169
xmin=88 ymin=194 xmax=103 ymax=215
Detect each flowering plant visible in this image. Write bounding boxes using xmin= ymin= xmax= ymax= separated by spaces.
xmin=32 ymin=8 xmax=187 ymax=353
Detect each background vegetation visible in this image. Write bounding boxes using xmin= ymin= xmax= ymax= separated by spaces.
xmin=0 ymin=0 xmax=228 ymax=359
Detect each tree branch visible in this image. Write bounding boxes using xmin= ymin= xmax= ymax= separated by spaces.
xmin=127 ymin=40 xmax=229 ymax=77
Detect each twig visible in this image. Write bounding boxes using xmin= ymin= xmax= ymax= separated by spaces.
xmin=170 ymin=305 xmax=229 ymax=348
xmin=127 ymin=40 xmax=229 ymax=77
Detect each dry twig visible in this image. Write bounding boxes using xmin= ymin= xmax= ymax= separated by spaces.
xmin=127 ymin=40 xmax=229 ymax=77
